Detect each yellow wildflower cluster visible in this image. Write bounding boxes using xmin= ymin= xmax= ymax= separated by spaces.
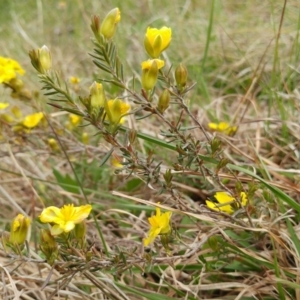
xmin=206 ymin=192 xmax=248 ymax=214
xmin=0 ymin=101 xmax=44 ymax=135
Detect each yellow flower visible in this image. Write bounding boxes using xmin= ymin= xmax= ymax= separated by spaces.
xmin=105 ymin=98 xmax=130 ymax=125
xmin=206 ymin=192 xmax=248 ymax=214
xmin=69 ymin=76 xmax=80 ymax=84
xmin=21 ymin=112 xmax=44 ymax=129
xmin=144 ymin=205 xmax=172 ymax=246
xmin=39 ymin=204 xmax=92 ymax=236
xmin=69 ymin=114 xmax=82 ymax=126
xmin=111 ymin=155 xmax=123 ymax=168
xmin=9 ymin=214 xmax=31 ymax=245
xmin=100 ymin=8 xmax=121 ymax=39
xmin=0 ymin=102 xmax=9 ymax=110
xmin=141 ymin=59 xmax=164 ymax=91
xmin=208 ymin=121 xmax=237 ymax=136
xmin=0 ymin=57 xmax=25 ymax=84
xmin=144 ymin=27 xmax=172 ymax=58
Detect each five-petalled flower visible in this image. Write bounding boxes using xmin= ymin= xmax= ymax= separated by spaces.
xmin=206 ymin=192 xmax=248 ymax=214
xmin=144 ymin=205 xmax=172 ymax=246
xmin=39 ymin=204 xmax=92 ymax=236
xmin=208 ymin=121 xmax=237 ymax=136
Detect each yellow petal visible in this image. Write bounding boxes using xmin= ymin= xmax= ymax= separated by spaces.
xmin=39 ymin=206 xmax=61 ymax=223
xmin=206 ymin=199 xmax=234 ymax=214
xmin=0 ymin=102 xmax=9 ymax=110
xmin=22 ymin=112 xmax=43 ymax=128
xmin=50 ymin=224 xmax=64 ymax=236
xmin=73 ymin=204 xmax=92 ymax=224
xmin=141 ymin=59 xmax=164 ymax=70
xmin=240 ymin=192 xmax=248 ymax=206
xmin=144 ymin=27 xmax=172 ymax=58
xmin=214 ymin=192 xmax=235 ymax=204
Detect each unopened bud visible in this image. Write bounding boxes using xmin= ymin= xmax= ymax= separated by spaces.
xmin=29 ymin=46 xmax=52 ymax=74
xmin=69 ymin=114 xmax=82 ymax=126
xmin=82 ymin=132 xmax=89 ymax=144
xmin=38 ymin=45 xmax=52 ymax=73
xmin=157 ymin=89 xmax=170 ymax=113
xmin=90 ymin=81 xmax=106 ymax=108
xmin=9 ymin=214 xmax=30 ymax=245
xmin=141 ymin=59 xmax=164 ymax=91
xmin=11 ymin=105 xmax=22 ymax=119
xmin=48 ymin=138 xmax=60 ymax=151
xmin=210 ymin=137 xmax=221 ymax=155
xmin=74 ymin=222 xmax=86 ymax=240
xmin=40 ymin=229 xmax=58 ymax=265
xmin=9 ymin=78 xmax=24 ymax=93
xmin=175 ymin=63 xmax=188 ymax=92
xmin=91 ymin=15 xmax=101 ymax=40
xmin=208 ymin=236 xmax=219 ymax=251
xmin=100 ymin=8 xmax=121 ymax=40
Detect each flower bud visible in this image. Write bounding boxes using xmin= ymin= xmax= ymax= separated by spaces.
xmin=9 ymin=214 xmax=30 ymax=245
xmin=69 ymin=114 xmax=82 ymax=126
xmin=141 ymin=59 xmax=164 ymax=91
xmin=100 ymin=8 xmax=121 ymax=40
xmin=157 ymin=89 xmax=170 ymax=114
xmin=29 ymin=46 xmax=52 ymax=74
xmin=82 ymin=132 xmax=89 ymax=144
xmin=175 ymin=63 xmax=188 ymax=92
xmin=144 ymin=27 xmax=172 ymax=58
xmin=9 ymin=78 xmax=24 ymax=93
xmin=38 ymin=45 xmax=52 ymax=73
xmin=105 ymin=98 xmax=130 ymax=126
xmin=90 ymin=82 xmax=106 ymax=108
xmin=40 ymin=229 xmax=58 ymax=266
xmin=74 ymin=221 xmax=86 ymax=240
xmin=91 ymin=15 xmax=101 ymax=40
xmin=0 ymin=114 xmax=14 ymax=123
xmin=11 ymin=105 xmax=22 ymax=119
xmin=69 ymin=76 xmax=80 ymax=84
xmin=48 ymin=138 xmax=60 ymax=151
